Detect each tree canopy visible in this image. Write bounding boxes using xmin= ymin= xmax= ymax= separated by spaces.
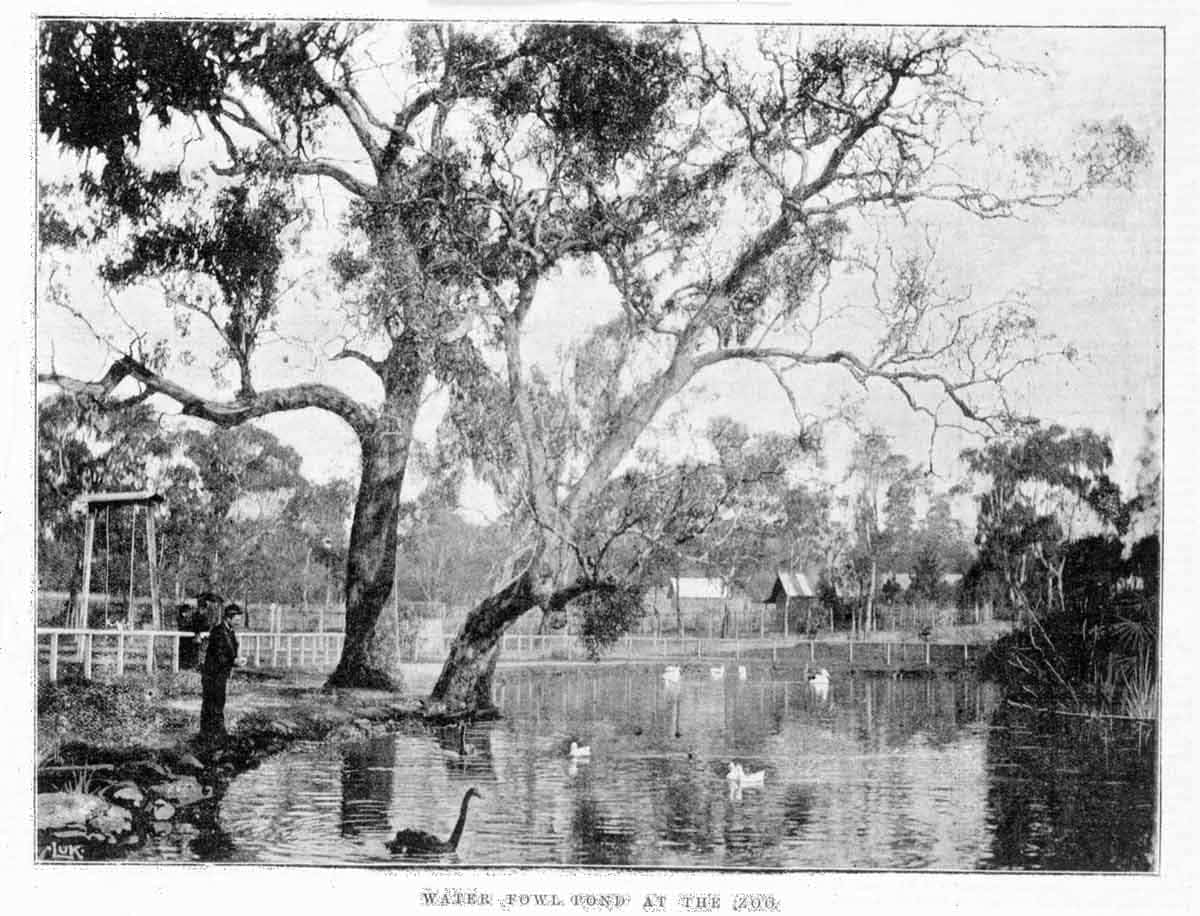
xmin=38 ymin=22 xmax=1152 ymax=707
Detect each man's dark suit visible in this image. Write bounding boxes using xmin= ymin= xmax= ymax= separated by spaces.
xmin=200 ymin=621 xmax=239 ymax=741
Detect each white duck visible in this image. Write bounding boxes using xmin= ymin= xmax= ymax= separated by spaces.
xmin=725 ymin=763 xmax=766 ymax=787
xmin=710 ymin=665 xmax=726 ymax=680
xmin=807 ymin=667 xmax=831 ymax=688
xmin=661 ymin=665 xmax=681 ymax=683
xmin=568 ymin=741 xmax=591 ymax=759
xmin=737 ymin=665 xmax=748 ymax=680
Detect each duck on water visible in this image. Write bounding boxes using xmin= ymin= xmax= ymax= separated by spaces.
xmin=387 ymin=787 xmax=481 ymax=857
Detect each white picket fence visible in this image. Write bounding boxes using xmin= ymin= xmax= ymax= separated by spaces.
xmin=38 ymin=627 xmax=978 ymax=683
xmin=36 ymin=628 xmax=346 ymax=682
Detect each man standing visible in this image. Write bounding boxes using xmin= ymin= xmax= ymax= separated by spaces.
xmin=199 ymin=603 xmax=243 ymax=743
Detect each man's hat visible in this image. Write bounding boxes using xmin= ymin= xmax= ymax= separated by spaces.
xmin=223 ymin=603 xmax=243 ymax=617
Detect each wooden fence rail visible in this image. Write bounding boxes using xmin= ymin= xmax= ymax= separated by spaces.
xmin=36 ymin=628 xmax=346 ymax=683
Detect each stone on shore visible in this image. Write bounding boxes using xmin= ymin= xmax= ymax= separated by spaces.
xmin=110 ymin=782 xmax=145 ymax=808
xmin=153 ymin=775 xmax=207 ymax=806
xmin=37 ymin=792 xmax=132 ymax=838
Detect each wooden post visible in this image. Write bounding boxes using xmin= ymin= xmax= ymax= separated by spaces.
xmin=925 ymin=642 xmax=931 ymax=666
xmin=272 ymin=634 xmax=279 ymax=667
xmin=146 ymin=634 xmax=155 ymax=673
xmin=784 ymin=595 xmax=790 ymax=639
xmin=83 ymin=634 xmax=93 ymax=680
xmin=288 ymin=634 xmax=295 ymax=667
xmin=115 ymin=632 xmax=126 ymax=675
xmin=145 ymin=510 xmax=161 ymax=629
xmin=963 ymin=643 xmax=969 ymax=662
xmin=171 ymin=634 xmax=180 ymax=673
xmin=849 ymin=640 xmax=854 ymax=664
xmin=77 ymin=512 xmax=96 ymax=629
xmin=127 ymin=506 xmax=138 ymax=627
xmin=886 ymin=643 xmax=891 ymax=666
xmin=255 ymin=635 xmax=262 ymax=668
xmin=760 ymin=600 xmax=765 ymax=638
xmin=49 ymin=633 xmax=59 ymax=683
xmin=810 ymin=640 xmax=815 ymax=662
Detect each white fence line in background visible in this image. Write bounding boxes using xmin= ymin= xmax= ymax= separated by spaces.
xmin=429 ymin=633 xmax=977 ymax=666
xmin=38 ymin=627 xmax=979 ymax=683
xmin=36 ymin=628 xmax=345 ymax=683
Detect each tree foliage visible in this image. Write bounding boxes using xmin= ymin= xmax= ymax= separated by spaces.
xmin=962 ymin=423 xmax=1129 ymax=619
xmin=38 ymin=22 xmax=1153 ymax=705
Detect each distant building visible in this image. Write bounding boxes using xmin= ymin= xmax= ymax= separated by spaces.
xmin=762 ymin=570 xmax=823 ymax=636
xmin=666 ymin=577 xmax=730 ymax=600
xmin=880 ymin=572 xmax=963 ymax=592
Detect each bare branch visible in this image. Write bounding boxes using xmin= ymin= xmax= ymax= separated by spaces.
xmin=39 ymin=355 xmax=376 ymax=435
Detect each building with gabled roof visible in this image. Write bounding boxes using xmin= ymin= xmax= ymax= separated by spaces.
xmin=763 ymin=569 xmax=824 ymax=637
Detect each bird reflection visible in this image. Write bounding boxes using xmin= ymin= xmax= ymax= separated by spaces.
xmin=437 ymin=723 xmax=497 ymax=779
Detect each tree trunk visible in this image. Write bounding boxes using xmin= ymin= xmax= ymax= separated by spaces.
xmin=326 ymin=368 xmax=421 ymax=689
xmin=425 ymin=567 xmax=540 ymax=717
xmin=302 ymin=547 xmax=311 ymax=614
xmin=866 ymin=559 xmax=877 ymax=633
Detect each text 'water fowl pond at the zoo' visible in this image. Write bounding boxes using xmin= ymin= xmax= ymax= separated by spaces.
xmin=131 ymin=665 xmax=1156 ymax=869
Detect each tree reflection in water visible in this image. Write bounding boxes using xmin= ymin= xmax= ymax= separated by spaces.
xmin=780 ymin=785 xmax=813 ymax=838
xmin=339 ymin=736 xmax=395 ymax=838
xmin=983 ymin=711 xmax=1156 ymax=871
xmin=656 ymin=769 xmax=716 ymax=854
xmin=570 ymin=794 xmax=637 ymax=865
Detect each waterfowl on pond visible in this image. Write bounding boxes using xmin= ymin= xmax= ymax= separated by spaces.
xmin=710 ymin=665 xmax=725 ymax=679
xmin=568 ymin=741 xmax=591 ymax=758
xmin=661 ymin=665 xmax=681 ymax=682
xmin=387 ymin=787 xmax=481 ymax=856
xmin=726 ymin=763 xmax=765 ymax=787
xmin=807 ymin=667 xmax=831 ymax=688
xmin=737 ymin=665 xmax=747 ymax=680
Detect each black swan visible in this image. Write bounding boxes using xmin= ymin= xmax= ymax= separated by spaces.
xmin=387 ymin=787 xmax=481 ymax=856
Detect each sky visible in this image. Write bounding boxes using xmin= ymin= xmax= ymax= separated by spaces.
xmin=34 ymin=24 xmax=1164 ymax=522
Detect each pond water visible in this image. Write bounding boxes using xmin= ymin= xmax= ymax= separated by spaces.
xmin=134 ymin=664 xmax=1156 ymax=870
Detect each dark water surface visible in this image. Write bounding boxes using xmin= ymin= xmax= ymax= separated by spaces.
xmin=134 ymin=665 xmax=1155 ymax=869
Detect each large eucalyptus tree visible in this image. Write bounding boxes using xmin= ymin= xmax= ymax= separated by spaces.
xmin=39 ymin=23 xmax=1148 ymax=709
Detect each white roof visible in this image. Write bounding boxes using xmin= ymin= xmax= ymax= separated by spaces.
xmin=883 ymin=572 xmax=963 ymax=589
xmin=668 ymin=577 xmax=729 ymax=599
xmin=775 ymin=571 xmax=816 ymax=598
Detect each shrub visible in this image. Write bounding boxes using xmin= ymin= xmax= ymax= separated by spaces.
xmin=38 ymin=678 xmax=165 ymax=748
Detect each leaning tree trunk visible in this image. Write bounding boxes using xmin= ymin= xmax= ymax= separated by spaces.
xmin=425 ymin=567 xmax=541 ymax=718
xmin=326 ymin=365 xmax=422 ymax=689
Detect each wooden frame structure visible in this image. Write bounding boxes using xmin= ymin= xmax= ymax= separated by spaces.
xmin=74 ymin=491 xmax=164 ymax=629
